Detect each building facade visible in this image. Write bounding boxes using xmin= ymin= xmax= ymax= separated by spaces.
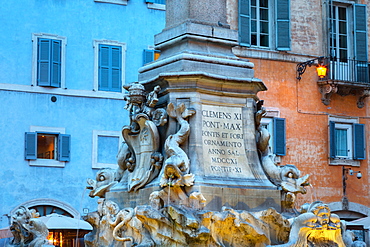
xmin=1 ymin=0 xmax=370 ymax=245
xmin=231 ymin=0 xmax=370 ymax=242
xmin=0 ymin=0 xmax=165 ymax=244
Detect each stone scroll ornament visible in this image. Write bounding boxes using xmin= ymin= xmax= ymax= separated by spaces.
xmin=7 ymin=206 xmax=52 ymax=247
xmin=255 ymin=101 xmax=310 ymax=210
xmin=86 ymin=83 xmax=167 ymax=197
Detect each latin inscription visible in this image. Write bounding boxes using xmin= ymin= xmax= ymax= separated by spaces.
xmin=202 ymin=105 xmax=248 ymax=178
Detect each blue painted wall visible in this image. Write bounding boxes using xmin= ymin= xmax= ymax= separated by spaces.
xmin=0 ymin=0 xmax=165 ymax=231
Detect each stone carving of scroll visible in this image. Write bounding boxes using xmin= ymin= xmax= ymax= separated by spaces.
xmin=86 ymin=83 xmax=167 ymax=197
xmin=255 ymin=101 xmax=310 ymax=210
xmin=7 ymin=206 xmax=51 ymax=247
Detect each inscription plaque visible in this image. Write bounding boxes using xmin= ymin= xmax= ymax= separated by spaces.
xmin=202 ymin=104 xmax=253 ymax=179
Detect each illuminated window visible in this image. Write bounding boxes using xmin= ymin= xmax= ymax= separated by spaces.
xmin=25 ymin=131 xmax=71 ymax=164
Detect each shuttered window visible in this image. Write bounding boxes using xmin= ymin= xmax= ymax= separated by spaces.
xmin=238 ymin=0 xmax=290 ymax=50
xmin=25 ymin=132 xmax=71 ymax=162
xmin=329 ymin=121 xmax=365 ymax=160
xmin=273 ymin=117 xmax=286 ymax=156
xmin=98 ymin=45 xmax=122 ymax=92
xmin=37 ymin=38 xmax=61 ymax=87
xmin=143 ymin=49 xmax=161 ymax=65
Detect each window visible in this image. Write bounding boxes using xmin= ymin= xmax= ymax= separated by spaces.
xmin=145 ymin=0 xmax=166 ymax=10
xmin=94 ymin=40 xmax=126 ymax=92
xmin=32 ymin=34 xmax=66 ymax=88
xmin=143 ymin=49 xmax=161 ymax=65
xmin=94 ymin=0 xmax=128 ymax=5
xmin=239 ymin=0 xmax=290 ymax=50
xmin=92 ymin=130 xmax=122 ymax=169
xmin=328 ymin=2 xmax=368 ymax=82
xmin=329 ymin=119 xmax=366 ymax=161
xmin=25 ymin=126 xmax=70 ymax=167
xmin=261 ymin=117 xmax=286 ymax=156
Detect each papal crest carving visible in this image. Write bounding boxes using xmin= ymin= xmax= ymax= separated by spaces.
xmin=122 ymin=113 xmax=160 ymax=192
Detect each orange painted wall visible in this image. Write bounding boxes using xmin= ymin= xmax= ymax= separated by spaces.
xmin=251 ymin=57 xmax=370 ymax=208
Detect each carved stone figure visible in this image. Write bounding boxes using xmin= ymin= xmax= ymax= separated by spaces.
xmin=255 ymin=102 xmax=310 ymax=210
xmin=273 ymin=201 xmax=345 ymax=247
xmin=7 ymin=206 xmax=52 ymax=247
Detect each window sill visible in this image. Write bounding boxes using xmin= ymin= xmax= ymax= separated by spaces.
xmin=146 ymin=3 xmax=165 ymax=10
xmin=29 ymin=159 xmax=66 ymax=168
xmin=94 ymin=0 xmax=128 ymax=5
xmin=329 ymin=158 xmax=360 ymax=167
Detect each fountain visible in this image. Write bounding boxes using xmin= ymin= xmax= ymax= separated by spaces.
xmin=5 ymin=0 xmax=366 ymax=246
xmin=80 ymin=0 xmax=362 ymax=246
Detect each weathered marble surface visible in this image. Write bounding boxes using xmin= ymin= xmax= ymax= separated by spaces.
xmin=6 ymin=206 xmax=52 ymax=247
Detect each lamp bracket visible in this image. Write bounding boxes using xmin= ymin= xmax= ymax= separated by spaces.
xmin=296 ymin=56 xmax=326 ymax=81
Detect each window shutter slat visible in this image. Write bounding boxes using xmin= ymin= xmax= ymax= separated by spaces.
xmin=329 ymin=121 xmax=336 ymax=158
xmin=25 ymin=132 xmax=37 ymax=160
xmin=239 ymin=0 xmax=250 ymax=46
xmin=276 ymin=0 xmax=291 ymax=50
xmin=354 ymin=4 xmax=367 ymax=62
xmin=51 ymin=40 xmax=61 ymax=87
xmin=37 ymin=39 xmax=51 ymax=86
xmin=143 ymin=49 xmax=154 ymax=65
xmin=58 ymin=134 xmax=71 ymax=162
xmin=353 ymin=124 xmax=366 ymax=160
xmin=354 ymin=4 xmax=368 ymax=82
xmin=99 ymin=45 xmax=110 ymax=91
xmin=273 ymin=118 xmax=286 ymax=156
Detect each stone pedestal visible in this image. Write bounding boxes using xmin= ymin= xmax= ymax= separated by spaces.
xmin=106 ymin=0 xmax=281 ymax=212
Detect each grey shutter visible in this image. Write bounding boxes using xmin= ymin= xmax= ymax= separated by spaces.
xmin=354 ymin=4 xmax=368 ymax=82
xmin=329 ymin=121 xmax=336 ymax=158
xmin=25 ymin=132 xmax=37 ymax=160
xmin=353 ymin=124 xmax=365 ymax=160
xmin=273 ymin=118 xmax=286 ymax=156
xmin=58 ymin=134 xmax=71 ymax=162
xmin=276 ymin=0 xmax=290 ymax=50
xmin=239 ymin=0 xmax=251 ymax=46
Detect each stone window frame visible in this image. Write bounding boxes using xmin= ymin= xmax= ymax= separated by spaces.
xmin=92 ymin=130 xmax=122 ymax=169
xmin=31 ymin=33 xmax=67 ymax=89
xmin=328 ymin=116 xmax=360 ymax=167
xmin=94 ymin=0 xmax=128 ymax=6
xmin=93 ymin=40 xmax=127 ymax=93
xmin=27 ymin=126 xmax=67 ymax=168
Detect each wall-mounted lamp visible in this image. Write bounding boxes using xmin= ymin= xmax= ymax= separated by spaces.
xmin=296 ymin=56 xmax=328 ymax=81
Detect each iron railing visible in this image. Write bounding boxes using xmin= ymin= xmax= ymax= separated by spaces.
xmin=327 ymin=57 xmax=370 ymax=84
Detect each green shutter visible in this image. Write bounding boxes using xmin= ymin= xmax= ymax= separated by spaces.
xmin=329 ymin=121 xmax=336 ymax=158
xmin=51 ymin=40 xmax=61 ymax=87
xmin=275 ymin=0 xmax=291 ymax=50
xmin=273 ymin=118 xmax=286 ymax=156
xmin=354 ymin=4 xmax=368 ymax=82
xmin=37 ymin=39 xmax=51 ymax=86
xmin=99 ymin=45 xmax=110 ymax=91
xmin=143 ymin=49 xmax=154 ymax=65
xmin=239 ymin=0 xmax=250 ymax=46
xmin=58 ymin=134 xmax=71 ymax=162
xmin=99 ymin=45 xmax=122 ymax=92
xmin=111 ymin=46 xmax=122 ymax=92
xmin=25 ymin=132 xmax=37 ymax=160
xmin=353 ymin=124 xmax=366 ymax=160
xmin=354 ymin=4 xmax=367 ymax=62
